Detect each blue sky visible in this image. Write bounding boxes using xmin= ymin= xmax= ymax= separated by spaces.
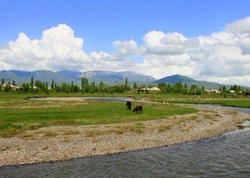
xmin=1 ymin=0 xmax=250 ymax=52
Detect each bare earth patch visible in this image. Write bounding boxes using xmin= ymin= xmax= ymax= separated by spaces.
xmin=0 ymin=108 xmax=249 ymax=167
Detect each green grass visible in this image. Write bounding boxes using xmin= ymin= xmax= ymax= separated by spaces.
xmin=134 ymin=93 xmax=250 ymax=108
xmin=2 ymin=91 xmax=250 ymax=138
xmin=2 ymin=91 xmax=250 ymax=108
xmin=0 ymin=93 xmax=197 ymax=137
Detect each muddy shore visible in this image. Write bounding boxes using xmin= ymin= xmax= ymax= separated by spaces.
xmin=0 ymin=107 xmax=249 ymax=167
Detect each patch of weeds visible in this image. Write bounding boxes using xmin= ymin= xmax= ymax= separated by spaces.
xmin=114 ymin=126 xmax=131 ymax=134
xmin=20 ymin=133 xmax=34 ymax=139
xmin=187 ymin=115 xmax=198 ymax=121
xmin=0 ymin=128 xmax=23 ymax=138
xmin=85 ymin=130 xmax=113 ymax=137
xmin=134 ymin=123 xmax=145 ymax=129
xmin=44 ymin=131 xmax=57 ymax=137
xmin=42 ymin=146 xmax=48 ymax=150
xmin=135 ymin=122 xmax=143 ymax=126
xmin=204 ymin=113 xmax=217 ymax=121
xmin=49 ymin=120 xmax=76 ymax=126
xmin=27 ymin=123 xmax=44 ymax=130
xmin=226 ymin=110 xmax=237 ymax=114
xmin=114 ymin=130 xmax=125 ymax=134
xmin=158 ymin=125 xmax=171 ymax=132
xmin=204 ymin=114 xmax=213 ymax=119
xmin=131 ymin=123 xmax=145 ymax=133
xmin=12 ymin=123 xmax=23 ymax=129
xmin=63 ymin=137 xmax=70 ymax=142
xmin=130 ymin=127 xmax=144 ymax=133
xmin=181 ymin=127 xmax=190 ymax=132
xmin=63 ymin=130 xmax=80 ymax=135
xmin=215 ymin=113 xmax=222 ymax=117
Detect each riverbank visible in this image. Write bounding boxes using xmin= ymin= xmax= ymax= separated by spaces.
xmin=1 ymin=107 xmax=249 ymax=167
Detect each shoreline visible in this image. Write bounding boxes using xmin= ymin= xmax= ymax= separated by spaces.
xmin=0 ymin=107 xmax=250 ymax=167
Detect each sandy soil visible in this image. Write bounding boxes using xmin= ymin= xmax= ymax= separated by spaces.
xmin=0 ymin=108 xmax=249 ymax=167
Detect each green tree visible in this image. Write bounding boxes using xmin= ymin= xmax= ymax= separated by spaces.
xmin=30 ymin=77 xmax=34 ymax=88
xmin=125 ymin=77 xmax=128 ymax=86
xmin=98 ymin=81 xmax=105 ymax=92
xmin=81 ymin=77 xmax=89 ymax=92
xmin=12 ymin=80 xmax=17 ymax=86
xmin=1 ymin=78 xmax=5 ymax=86
xmin=133 ymin=82 xmax=138 ymax=89
xmin=51 ymin=79 xmax=55 ymax=90
xmin=183 ymin=83 xmax=188 ymax=94
xmin=21 ymin=83 xmax=30 ymax=92
xmin=89 ymin=82 xmax=97 ymax=93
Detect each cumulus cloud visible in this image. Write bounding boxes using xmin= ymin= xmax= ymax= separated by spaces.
xmin=0 ymin=24 xmax=89 ymax=71
xmin=143 ymin=31 xmax=188 ymax=55
xmin=2 ymin=16 xmax=250 ymax=85
xmin=113 ymin=39 xmax=138 ymax=56
xmin=226 ymin=17 xmax=250 ymax=34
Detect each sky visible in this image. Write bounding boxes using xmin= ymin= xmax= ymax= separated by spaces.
xmin=1 ymin=0 xmax=250 ymax=85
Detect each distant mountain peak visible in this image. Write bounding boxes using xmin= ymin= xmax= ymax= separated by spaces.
xmin=155 ymin=74 xmax=222 ymax=89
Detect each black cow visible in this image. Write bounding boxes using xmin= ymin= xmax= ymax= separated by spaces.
xmin=133 ymin=105 xmax=142 ymax=114
xmin=126 ymin=101 xmax=132 ymax=110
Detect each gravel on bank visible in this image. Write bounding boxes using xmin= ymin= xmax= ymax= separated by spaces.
xmin=0 ymin=108 xmax=249 ymax=167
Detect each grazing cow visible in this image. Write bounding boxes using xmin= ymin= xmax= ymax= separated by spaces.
xmin=133 ymin=105 xmax=143 ymax=114
xmin=126 ymin=101 xmax=132 ymax=110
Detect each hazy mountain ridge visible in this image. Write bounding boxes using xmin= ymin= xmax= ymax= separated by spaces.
xmin=81 ymin=70 xmax=155 ymax=84
xmin=154 ymin=74 xmax=224 ymax=89
xmin=0 ymin=70 xmax=155 ymax=85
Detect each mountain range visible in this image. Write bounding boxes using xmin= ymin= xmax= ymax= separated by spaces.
xmin=0 ymin=70 xmax=155 ymax=85
xmin=0 ymin=70 xmax=226 ymax=89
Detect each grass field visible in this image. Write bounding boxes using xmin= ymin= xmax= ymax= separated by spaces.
xmin=0 ymin=92 xmax=197 ymax=137
xmin=1 ymin=91 xmax=250 ymax=138
xmin=140 ymin=94 xmax=250 ymax=108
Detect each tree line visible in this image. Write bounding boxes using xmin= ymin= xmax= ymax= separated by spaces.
xmin=157 ymin=82 xmax=250 ymax=96
xmin=0 ymin=77 xmax=250 ymax=96
xmin=0 ymin=77 xmax=130 ymax=94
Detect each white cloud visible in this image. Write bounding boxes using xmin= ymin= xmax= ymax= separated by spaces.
xmin=113 ymin=39 xmax=138 ymax=56
xmin=2 ymin=16 xmax=250 ymax=85
xmin=226 ymin=17 xmax=250 ymax=34
xmin=143 ymin=31 xmax=188 ymax=55
xmin=0 ymin=24 xmax=89 ymax=71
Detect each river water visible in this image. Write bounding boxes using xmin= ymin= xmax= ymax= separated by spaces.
xmin=1 ymin=98 xmax=250 ymax=177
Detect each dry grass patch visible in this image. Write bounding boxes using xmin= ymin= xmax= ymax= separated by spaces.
xmin=187 ymin=115 xmax=198 ymax=121
xmin=204 ymin=113 xmax=213 ymax=119
xmin=158 ymin=125 xmax=171 ymax=132
xmin=204 ymin=113 xmax=218 ymax=122
xmin=214 ymin=112 xmax=222 ymax=117
xmin=85 ymin=129 xmax=114 ymax=137
xmin=63 ymin=137 xmax=70 ymax=143
xmin=63 ymin=130 xmax=80 ymax=135
xmin=19 ymin=133 xmax=35 ymax=139
xmin=227 ymin=110 xmax=238 ymax=114
xmin=42 ymin=146 xmax=49 ymax=150
xmin=44 ymin=131 xmax=57 ymax=137
xmin=85 ymin=123 xmax=146 ymax=137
